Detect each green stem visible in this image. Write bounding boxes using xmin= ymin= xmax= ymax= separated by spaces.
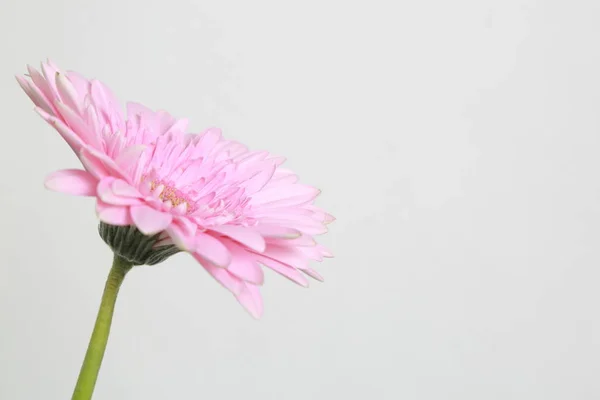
xmin=71 ymin=254 xmax=133 ymax=400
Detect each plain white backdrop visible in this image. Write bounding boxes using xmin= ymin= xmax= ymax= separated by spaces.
xmin=2 ymin=0 xmax=600 ymax=399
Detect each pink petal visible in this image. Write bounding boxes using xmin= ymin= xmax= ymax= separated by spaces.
xmin=96 ymin=201 xmax=132 ymax=226
xmin=197 ymin=259 xmax=244 ymax=296
xmin=165 ymin=221 xmax=196 ymax=251
xmin=195 ymin=232 xmax=232 ymax=267
xmin=261 ymin=244 xmax=309 ymax=270
xmin=268 ymin=155 xmax=286 ymax=166
xmin=111 ymin=179 xmax=142 ymax=198
xmin=27 ymin=65 xmax=58 ymax=109
xmin=268 ymin=234 xmax=316 ymax=247
xmin=130 ymin=205 xmax=173 ymax=235
xmin=297 ymin=244 xmax=334 ymax=260
xmin=79 ymin=147 xmax=110 ymax=179
xmin=317 ymin=244 xmax=334 ymax=258
xmin=35 ymin=107 xmax=85 ymax=152
xmin=236 ymin=283 xmax=263 ymax=319
xmin=250 ymin=207 xmax=313 ymax=219
xmin=65 ymin=70 xmax=91 ymax=98
xmin=165 ymin=118 xmax=189 ymax=135
xmin=302 ymin=268 xmax=324 ymax=282
xmin=234 ymin=150 xmax=269 ymax=164
xmin=269 ymin=173 xmax=299 ymax=185
xmin=209 ymin=225 xmax=266 ymax=253
xmin=155 ymin=110 xmax=178 ymax=135
xmin=55 ymin=101 xmax=102 ymax=149
xmin=115 ymin=145 xmax=147 ymax=176
xmin=242 ymin=163 xmax=277 ymax=195
xmin=197 ymin=128 xmax=222 ymax=151
xmin=55 ymin=72 xmax=82 ymax=114
xmin=15 ymin=76 xmax=54 ymax=115
xmin=98 ymin=178 xmax=143 ymax=206
xmin=40 ymin=61 xmax=59 ymax=95
xmin=225 ymin=250 xmax=264 ymax=285
xmin=272 ymin=168 xmax=297 ymax=179
xmin=127 ymin=103 xmax=187 ymax=142
xmin=250 ymin=185 xmax=320 ymax=207
xmin=254 ymin=225 xmax=301 ymax=239
xmin=83 ymin=146 xmax=130 ymax=181
xmin=253 ymin=254 xmax=309 ymax=287
xmin=44 ymin=169 xmax=97 ymax=196
xmin=176 ymin=216 xmax=198 ymax=236
xmin=90 ymin=80 xmax=120 ymax=115
xmin=127 ymin=102 xmax=154 ymax=120
xmin=296 ymin=245 xmax=324 ymax=261
xmin=258 ymin=220 xmax=327 ymax=235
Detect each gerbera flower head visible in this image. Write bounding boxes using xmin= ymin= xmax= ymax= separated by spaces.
xmin=17 ymin=60 xmax=333 ymax=318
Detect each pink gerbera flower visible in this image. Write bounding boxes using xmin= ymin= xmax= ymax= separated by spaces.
xmin=17 ymin=60 xmax=333 ymax=318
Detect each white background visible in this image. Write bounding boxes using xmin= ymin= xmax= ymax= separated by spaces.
xmin=1 ymin=0 xmax=600 ymax=399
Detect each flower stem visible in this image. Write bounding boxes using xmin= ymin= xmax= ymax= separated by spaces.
xmin=71 ymin=254 xmax=133 ymax=400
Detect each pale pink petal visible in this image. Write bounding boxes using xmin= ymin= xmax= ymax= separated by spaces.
xmin=234 ymin=150 xmax=269 ymax=164
xmin=155 ymin=110 xmax=178 ymax=135
xmin=45 ymin=169 xmax=97 ymax=196
xmin=130 ymin=205 xmax=173 ymax=235
xmin=250 ymin=185 xmax=320 ymax=207
xmin=272 ymin=168 xmax=297 ymax=179
xmin=55 ymin=72 xmax=82 ymax=113
xmin=268 ymin=155 xmax=286 ymax=166
xmin=83 ymin=146 xmax=130 ymax=181
xmin=97 ymin=178 xmax=143 ymax=206
xmin=15 ymin=76 xmax=54 ymax=115
xmin=209 ymin=225 xmax=266 ymax=253
xmin=195 ymin=231 xmax=232 ymax=267
xmin=165 ymin=118 xmax=189 ymax=135
xmin=268 ymin=234 xmax=316 ymax=247
xmin=40 ymin=61 xmax=59 ymax=95
xmin=54 ymin=101 xmax=102 ymax=149
xmin=269 ymin=173 xmax=299 ymax=185
xmin=258 ymin=219 xmax=327 ymax=235
xmin=242 ymin=163 xmax=277 ymax=195
xmin=250 ymin=207 xmax=313 ymax=219
xmin=260 ymin=244 xmax=309 ymax=270
xmin=254 ymin=254 xmax=309 ymax=287
xmin=114 ymin=145 xmax=147 ymax=177
xmin=27 ymin=65 xmax=57 ymax=109
xmin=165 ymin=221 xmax=196 ymax=251
xmin=302 ymin=268 xmax=324 ymax=282
xmin=79 ymin=147 xmax=110 ymax=179
xmin=96 ymin=201 xmax=132 ymax=226
xmin=198 ymin=127 xmax=222 ymax=152
xmin=34 ymin=107 xmax=85 ymax=152
xmin=307 ymin=206 xmax=336 ymax=224
xmin=65 ymin=70 xmax=90 ymax=98
xmin=197 ymin=258 xmax=244 ymax=296
xmin=127 ymin=102 xmax=154 ymax=120
xmin=317 ymin=244 xmax=334 ymax=258
xmin=176 ymin=216 xmax=198 ymax=236
xmin=111 ymin=179 xmax=142 ymax=198
xmin=223 ymin=243 xmax=264 ymax=284
xmin=254 ymin=225 xmax=302 ymax=239
xmin=296 ymin=245 xmax=324 ymax=261
xmin=236 ymin=284 xmax=263 ymax=318
xmin=90 ymin=80 xmax=120 ymax=115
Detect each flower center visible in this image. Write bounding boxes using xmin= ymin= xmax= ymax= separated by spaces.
xmin=141 ymin=175 xmax=195 ymax=214
xmin=149 ymin=181 xmax=188 ymax=207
